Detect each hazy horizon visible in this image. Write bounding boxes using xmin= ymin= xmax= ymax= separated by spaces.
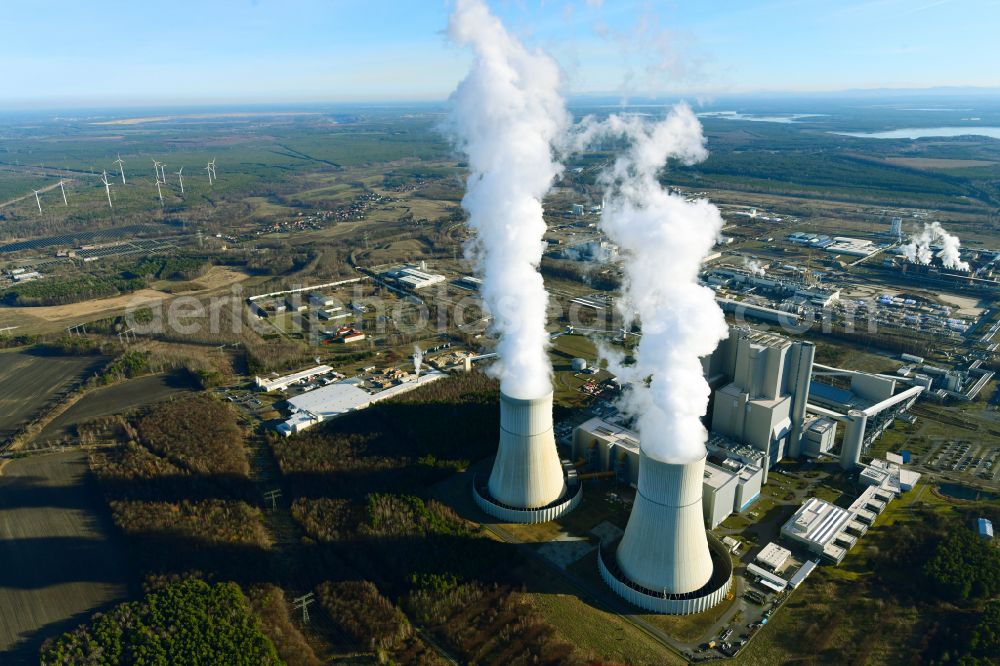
xmin=4 ymin=0 xmax=999 ymax=110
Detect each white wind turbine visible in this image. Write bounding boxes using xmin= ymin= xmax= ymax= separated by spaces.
xmin=209 ymin=157 xmax=217 ymax=180
xmin=58 ymin=179 xmax=68 ymax=206
xmin=152 ymin=159 xmax=164 ymax=184
xmin=205 ymin=161 xmax=214 ymax=185
xmin=114 ymin=154 xmax=126 ymax=184
xmin=100 ymin=171 xmax=113 ymax=209
xmin=155 ymin=179 xmax=164 ymax=205
xmin=33 ymin=190 xmax=42 ymax=214
xmin=176 ymin=167 xmax=184 ymax=195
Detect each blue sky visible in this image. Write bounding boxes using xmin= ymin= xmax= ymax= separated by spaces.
xmin=2 ymin=0 xmax=998 ymax=107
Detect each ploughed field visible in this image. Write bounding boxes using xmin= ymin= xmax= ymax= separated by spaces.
xmin=0 ymin=451 xmax=130 ymax=662
xmin=0 ymin=350 xmax=106 ymax=442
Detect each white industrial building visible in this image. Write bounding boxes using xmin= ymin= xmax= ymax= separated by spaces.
xmin=383 ymin=265 xmax=446 ymax=290
xmin=802 ymin=417 xmax=837 ymax=457
xmin=277 ymin=371 xmax=446 ymax=436
xmin=703 ymin=463 xmax=739 ymax=529
xmin=755 ymin=542 xmax=792 ymax=572
xmin=255 ymin=365 xmax=334 ymax=393
xmin=780 ymin=498 xmax=856 ymax=564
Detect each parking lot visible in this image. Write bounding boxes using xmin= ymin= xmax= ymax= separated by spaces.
xmin=928 ymin=439 xmax=998 ymax=481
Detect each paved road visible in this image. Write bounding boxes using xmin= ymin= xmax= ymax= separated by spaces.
xmin=0 ymin=450 xmax=131 ymax=663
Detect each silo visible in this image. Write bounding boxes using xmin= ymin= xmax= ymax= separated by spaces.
xmin=615 ymin=450 xmax=714 ymax=594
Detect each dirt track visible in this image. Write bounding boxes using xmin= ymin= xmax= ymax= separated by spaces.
xmin=0 ymin=451 xmax=130 ymax=662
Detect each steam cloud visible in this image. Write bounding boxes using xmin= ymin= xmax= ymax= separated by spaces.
xmin=743 ymin=258 xmax=766 ymax=276
xmin=576 ymin=106 xmax=729 ymax=463
xmin=901 ymin=222 xmax=970 ymax=271
xmin=447 ymin=0 xmax=569 ymax=399
xmin=413 ymin=344 xmax=423 ymax=377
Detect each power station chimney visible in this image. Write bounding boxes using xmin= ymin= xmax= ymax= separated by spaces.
xmin=616 ymin=450 xmax=713 ymax=594
xmin=474 ymin=391 xmax=579 ymax=523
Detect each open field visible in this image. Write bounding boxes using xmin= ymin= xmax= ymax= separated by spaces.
xmin=0 ymin=451 xmax=131 ymax=663
xmin=883 ymin=156 xmax=998 ymax=169
xmin=31 ymin=372 xmax=197 ymax=446
xmin=0 ymin=266 xmax=254 ymax=334
xmin=0 ymin=350 xmax=105 ymax=440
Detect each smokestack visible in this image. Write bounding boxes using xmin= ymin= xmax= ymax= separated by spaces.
xmin=488 ymin=391 xmax=566 ymax=508
xmin=616 ymin=451 xmax=713 ymax=594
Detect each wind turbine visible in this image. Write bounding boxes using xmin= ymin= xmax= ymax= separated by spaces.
xmin=152 ymin=159 xmax=164 ymax=184
xmin=176 ymin=166 xmax=184 ymax=194
xmin=114 ymin=154 xmax=126 ymax=184
xmin=33 ymin=190 xmax=42 ymax=214
xmin=100 ymin=170 xmax=113 ymax=209
xmin=159 ymin=162 xmax=167 ymax=184
xmin=209 ymin=157 xmax=216 ymax=180
xmin=205 ymin=161 xmax=214 ymax=185
xmin=155 ymin=179 xmax=164 ymax=205
xmin=58 ymin=179 xmax=68 ymax=206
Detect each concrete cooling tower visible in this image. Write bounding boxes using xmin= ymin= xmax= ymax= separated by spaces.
xmin=473 ymin=391 xmax=581 ymax=523
xmin=599 ymin=450 xmax=733 ymax=614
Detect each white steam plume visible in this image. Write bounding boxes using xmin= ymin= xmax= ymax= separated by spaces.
xmin=576 ymin=106 xmax=728 ymax=463
xmin=901 ymin=221 xmax=970 ymax=271
xmin=744 ymin=257 xmax=766 ymax=276
xmin=446 ymin=0 xmax=569 ymax=400
xmin=413 ymin=344 xmax=423 ymax=377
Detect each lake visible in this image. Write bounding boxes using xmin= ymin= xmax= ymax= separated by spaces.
xmin=835 ymin=126 xmax=1000 ymax=140
xmin=938 ymin=483 xmax=997 ymax=501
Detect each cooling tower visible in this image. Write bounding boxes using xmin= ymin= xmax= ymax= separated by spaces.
xmin=489 ymin=391 xmax=566 ymax=508
xmin=473 ymin=391 xmax=580 ymax=523
xmin=616 ymin=450 xmax=713 ymax=593
xmin=599 ymin=447 xmax=733 ymax=614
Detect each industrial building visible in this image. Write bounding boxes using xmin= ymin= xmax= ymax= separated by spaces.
xmin=806 ymin=363 xmax=924 ymax=469
xmin=382 ymin=265 xmax=447 ymax=290
xmin=572 ymin=420 xmax=763 ymax=527
xmin=705 ymin=327 xmax=816 ymax=479
xmin=255 ymin=365 xmax=335 ymax=393
xmin=780 ymin=498 xmax=857 ymax=564
xmin=755 ymin=542 xmax=792 ymax=572
xmin=474 ymin=391 xmax=581 ymax=524
xmin=277 ymin=371 xmax=446 ymax=436
xmin=801 ymin=417 xmax=837 ymax=457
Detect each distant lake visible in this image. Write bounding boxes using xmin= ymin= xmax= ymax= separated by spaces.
xmin=835 ymin=127 xmax=1000 ymax=140
xmin=699 ymin=111 xmax=827 ymax=124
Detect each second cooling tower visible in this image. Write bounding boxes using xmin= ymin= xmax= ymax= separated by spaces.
xmin=473 ymin=391 xmax=581 ymax=523
xmin=599 ymin=450 xmax=733 ymax=614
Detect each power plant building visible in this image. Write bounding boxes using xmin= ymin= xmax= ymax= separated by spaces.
xmin=706 ymin=327 xmax=815 ymax=478
xmin=573 ymin=419 xmax=763 ymax=524
xmin=802 ymin=417 xmax=837 ymax=457
xmin=702 ymin=463 xmax=739 ymax=529
xmin=780 ymin=497 xmax=856 ymax=564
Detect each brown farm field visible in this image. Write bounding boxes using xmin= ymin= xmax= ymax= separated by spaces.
xmin=883 ymin=156 xmax=998 ymax=169
xmin=0 ymin=451 xmax=131 ymax=663
xmin=0 ymin=350 xmax=106 ymax=441
xmin=30 ymin=372 xmax=197 ymax=446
